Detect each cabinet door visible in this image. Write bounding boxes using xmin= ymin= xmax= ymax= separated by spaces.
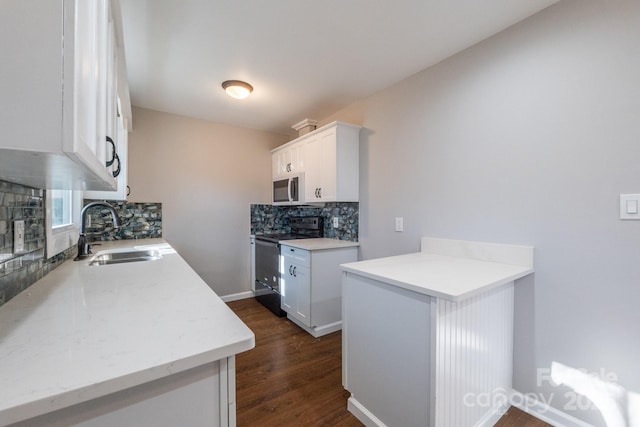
xmin=281 ymin=255 xmax=297 ymax=314
xmin=272 ymin=149 xmax=289 ymax=178
xmin=303 ymin=134 xmax=321 ymax=202
xmin=71 ymin=0 xmax=100 ymax=163
xmin=66 ymin=0 xmax=115 ymax=187
xmin=287 ymin=143 xmax=304 ymax=175
xmin=104 ymin=16 xmax=119 ymax=177
xmin=281 ymin=249 xmax=311 ymax=327
xmin=273 ymin=143 xmax=303 ymax=178
xmin=294 ymin=265 xmax=311 ymax=325
xmin=316 ymin=128 xmax=337 ymax=201
xmin=84 ymin=115 xmax=128 ymax=200
xmin=304 ymin=129 xmax=337 ymax=202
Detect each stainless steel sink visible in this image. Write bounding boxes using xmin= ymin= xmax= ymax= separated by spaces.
xmin=89 ymin=249 xmax=162 ymax=266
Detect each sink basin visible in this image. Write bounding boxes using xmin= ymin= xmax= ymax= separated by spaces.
xmin=89 ymin=249 xmax=162 ymax=266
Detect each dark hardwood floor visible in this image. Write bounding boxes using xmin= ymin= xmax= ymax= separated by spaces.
xmin=227 ymin=298 xmax=550 ymax=427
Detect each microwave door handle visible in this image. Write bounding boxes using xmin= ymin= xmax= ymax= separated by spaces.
xmin=288 ymin=179 xmax=293 ymax=202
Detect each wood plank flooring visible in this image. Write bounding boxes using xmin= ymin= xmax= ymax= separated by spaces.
xmin=227 ymin=297 xmax=551 ymax=427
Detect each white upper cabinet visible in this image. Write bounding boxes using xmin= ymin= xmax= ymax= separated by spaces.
xmin=0 ymin=0 xmax=131 ymax=191
xmin=84 ymin=9 xmax=130 ymax=201
xmin=303 ymin=122 xmax=360 ymax=203
xmin=272 ymin=143 xmax=304 ymax=179
xmin=84 ymin=113 xmax=129 ymax=200
xmin=271 ymin=121 xmax=360 ymax=203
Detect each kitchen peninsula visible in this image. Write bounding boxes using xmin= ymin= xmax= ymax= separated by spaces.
xmin=0 ymin=240 xmax=254 ymax=427
xmin=340 ymin=237 xmax=534 ymax=427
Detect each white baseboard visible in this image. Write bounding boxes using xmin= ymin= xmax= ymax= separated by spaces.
xmin=347 ymin=396 xmax=388 ymax=427
xmin=310 ymin=321 xmax=342 ymax=337
xmin=510 ymin=390 xmax=594 ymax=427
xmin=475 ymin=403 xmax=510 ymax=427
xmin=286 ymin=316 xmax=342 ymax=337
xmin=220 ymin=291 xmax=254 ymax=302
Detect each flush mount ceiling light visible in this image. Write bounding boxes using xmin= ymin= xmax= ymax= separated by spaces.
xmin=222 ymin=80 xmax=253 ymax=99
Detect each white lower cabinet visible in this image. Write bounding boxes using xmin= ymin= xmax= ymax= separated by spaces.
xmin=280 ymin=244 xmax=357 ymax=337
xmin=17 ymin=357 xmax=238 ymax=427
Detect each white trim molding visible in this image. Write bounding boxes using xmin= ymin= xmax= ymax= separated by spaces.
xmin=220 ymin=291 xmax=254 ymax=302
xmin=510 ymin=390 xmax=594 ymax=427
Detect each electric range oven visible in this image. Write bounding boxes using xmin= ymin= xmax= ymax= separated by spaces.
xmin=254 ymin=216 xmax=323 ymax=316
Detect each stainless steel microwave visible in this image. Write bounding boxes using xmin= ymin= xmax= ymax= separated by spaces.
xmin=273 ymin=174 xmax=304 ymax=205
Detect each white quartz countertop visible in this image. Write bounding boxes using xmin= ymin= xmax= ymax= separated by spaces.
xmin=340 ymin=237 xmax=534 ymax=301
xmin=0 ymin=239 xmax=255 ymax=425
xmin=279 ymin=238 xmax=359 ymax=251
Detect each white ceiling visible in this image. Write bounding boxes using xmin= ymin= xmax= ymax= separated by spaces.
xmin=121 ymin=0 xmax=559 ymax=136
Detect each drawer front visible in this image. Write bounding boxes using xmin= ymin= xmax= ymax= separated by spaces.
xmin=280 ymin=245 xmax=310 ymax=267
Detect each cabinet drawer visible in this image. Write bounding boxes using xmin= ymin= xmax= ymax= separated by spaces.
xmin=280 ymin=245 xmax=310 ymax=267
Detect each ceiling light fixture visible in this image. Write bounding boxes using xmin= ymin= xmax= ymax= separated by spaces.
xmin=222 ymin=80 xmax=253 ymax=99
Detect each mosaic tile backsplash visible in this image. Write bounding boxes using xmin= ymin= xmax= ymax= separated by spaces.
xmin=0 ymin=181 xmax=47 ymax=307
xmin=0 ymin=180 xmax=165 ymax=308
xmin=251 ymin=202 xmax=359 ymax=241
xmin=83 ymin=200 xmax=162 ymax=241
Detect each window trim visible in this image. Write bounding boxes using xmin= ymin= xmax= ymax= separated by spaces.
xmin=45 ymin=190 xmax=82 ymax=258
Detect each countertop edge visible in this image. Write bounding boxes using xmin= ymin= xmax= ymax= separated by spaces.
xmin=341 ymin=255 xmax=534 ymax=301
xmin=279 ymin=238 xmax=360 ymax=251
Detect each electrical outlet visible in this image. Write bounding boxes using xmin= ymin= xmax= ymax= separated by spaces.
xmin=395 ymin=217 xmax=404 ymax=232
xmin=332 ymin=217 xmax=339 ymax=228
xmin=13 ymin=220 xmax=25 ymax=253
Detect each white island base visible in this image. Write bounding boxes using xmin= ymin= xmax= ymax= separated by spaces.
xmin=341 ymin=238 xmax=534 ymax=427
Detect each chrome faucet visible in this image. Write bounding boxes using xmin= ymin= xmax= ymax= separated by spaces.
xmin=74 ymin=201 xmax=122 ymax=260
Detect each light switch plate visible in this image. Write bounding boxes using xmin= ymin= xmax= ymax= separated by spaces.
xmin=395 ymin=217 xmax=404 ymax=232
xmin=14 ymin=220 xmax=25 ymax=253
xmin=620 ymin=194 xmax=640 ymax=220
xmin=332 ymin=217 xmax=339 ymax=228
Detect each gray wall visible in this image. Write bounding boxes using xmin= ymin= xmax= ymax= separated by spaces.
xmin=127 ymin=107 xmax=288 ymax=297
xmin=323 ymin=0 xmax=639 ymax=424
